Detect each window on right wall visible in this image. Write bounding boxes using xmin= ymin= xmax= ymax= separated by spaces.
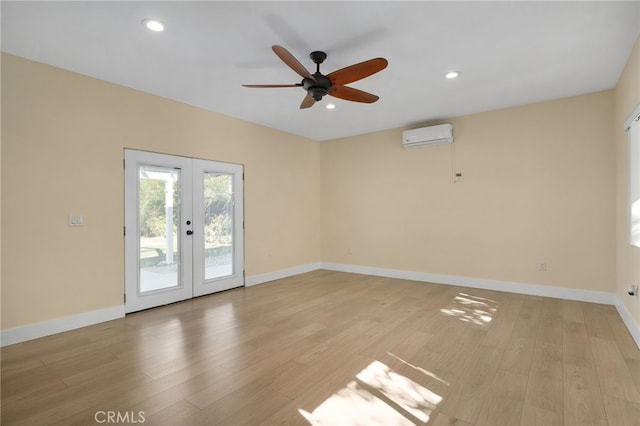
xmin=627 ymin=103 xmax=640 ymax=247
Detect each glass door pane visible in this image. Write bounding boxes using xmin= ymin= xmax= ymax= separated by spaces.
xmin=203 ymin=172 xmax=233 ymax=280
xmin=138 ymin=165 xmax=181 ymax=292
xmin=125 ymin=149 xmax=193 ymax=314
xmin=192 ymin=159 xmax=244 ymax=297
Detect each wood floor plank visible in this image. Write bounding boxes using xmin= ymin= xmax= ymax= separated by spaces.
xmin=590 ymin=336 xmax=640 ymax=403
xmin=189 ymin=375 xmax=293 ymax=425
xmin=605 ymin=306 xmax=640 ymax=393
xmin=521 ymin=406 xmax=563 ymax=426
xmin=480 ymin=292 xmax=524 ymax=349
xmin=2 ymin=270 xmax=639 ymax=425
xmin=272 ymin=350 xmax=373 ymax=401
xmin=140 ymin=400 xmax=200 ymax=426
xmin=356 ymin=314 xmax=426 ymax=358
xmin=498 ymin=297 xmax=542 ymax=375
xmin=431 ymin=412 xmax=473 ymax=426
xmin=114 ymin=367 xmax=229 ymax=420
xmin=563 ymin=319 xmax=594 ymax=368
xmin=392 ymin=339 xmax=460 ymax=403
xmin=522 ymin=342 xmax=563 ymax=425
xmin=3 ymin=371 xmax=153 ymax=425
xmin=626 ymin=357 xmax=640 ymax=395
xmin=266 ymin=354 xmax=377 ymax=423
xmin=185 ymin=354 xmax=298 ymax=410
xmin=582 ymin=302 xmax=616 ymax=340
xmin=563 ymin=363 xmax=608 ymax=426
xmin=475 ymin=370 xmax=528 ymax=426
xmin=562 ymin=299 xmax=586 ymax=323
xmin=50 ymin=408 xmax=101 ymax=426
xmin=536 ymin=298 xmax=563 ymax=345
xmin=606 ymin=306 xmax=640 ymax=361
xmin=438 ymin=346 xmax=502 ymax=423
xmin=603 ymin=395 xmax=640 ymax=426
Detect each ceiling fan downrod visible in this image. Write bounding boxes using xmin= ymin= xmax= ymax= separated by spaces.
xmin=305 ymin=51 xmax=331 ymax=101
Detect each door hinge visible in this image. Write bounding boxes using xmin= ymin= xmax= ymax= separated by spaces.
xmin=123 ymin=159 xmax=125 ymax=169
xmin=123 ymin=226 xmax=126 ymax=237
xmin=124 ymin=293 xmax=126 ymax=303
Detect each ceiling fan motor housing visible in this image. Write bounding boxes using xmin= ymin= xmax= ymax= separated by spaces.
xmin=303 ymin=74 xmax=332 ymax=101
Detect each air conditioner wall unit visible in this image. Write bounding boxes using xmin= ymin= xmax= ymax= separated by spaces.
xmin=402 ymin=124 xmax=453 ymax=149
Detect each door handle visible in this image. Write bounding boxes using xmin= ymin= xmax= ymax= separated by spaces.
xmin=186 ymin=230 xmax=193 ymax=236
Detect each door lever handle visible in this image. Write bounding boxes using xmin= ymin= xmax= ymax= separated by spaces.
xmin=186 ymin=230 xmax=193 ymax=236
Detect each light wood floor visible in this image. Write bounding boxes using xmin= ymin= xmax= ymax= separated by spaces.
xmin=2 ymin=270 xmax=639 ymax=425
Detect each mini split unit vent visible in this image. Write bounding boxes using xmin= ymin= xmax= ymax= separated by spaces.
xmin=402 ymin=124 xmax=453 ymax=149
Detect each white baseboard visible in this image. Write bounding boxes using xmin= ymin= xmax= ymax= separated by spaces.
xmin=245 ymin=262 xmax=322 ymax=287
xmin=4 ymin=263 xmax=638 ymax=350
xmin=614 ymin=297 xmax=640 ymax=349
xmin=321 ymin=262 xmax=616 ymax=305
xmin=1 ymin=305 xmax=125 ymax=347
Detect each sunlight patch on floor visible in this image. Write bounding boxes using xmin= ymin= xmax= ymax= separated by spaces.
xmin=440 ymin=293 xmax=498 ymax=326
xmin=386 ymin=352 xmax=450 ymax=386
xmin=299 ymin=360 xmax=442 ymax=425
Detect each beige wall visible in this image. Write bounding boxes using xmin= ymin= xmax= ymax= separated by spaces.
xmin=615 ymin=36 xmax=640 ymax=333
xmin=1 ymin=54 xmax=321 ymax=329
xmin=321 ymin=91 xmax=616 ymax=292
xmin=1 ymin=45 xmax=632 ymax=333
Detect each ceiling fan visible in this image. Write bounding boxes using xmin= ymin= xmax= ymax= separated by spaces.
xmin=243 ymin=45 xmax=388 ymax=109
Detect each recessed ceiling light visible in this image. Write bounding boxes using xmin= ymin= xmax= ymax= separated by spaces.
xmin=142 ymin=19 xmax=165 ymax=32
xmin=326 ymin=103 xmax=336 ymax=110
xmin=444 ymin=71 xmax=461 ymax=79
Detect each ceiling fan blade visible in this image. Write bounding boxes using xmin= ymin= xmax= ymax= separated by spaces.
xmin=272 ymin=45 xmax=315 ymax=80
xmin=300 ymin=93 xmax=316 ymax=109
xmin=327 ymin=58 xmax=388 ymax=86
xmin=329 ymin=86 xmax=379 ymax=103
xmin=242 ymin=84 xmax=300 ymax=88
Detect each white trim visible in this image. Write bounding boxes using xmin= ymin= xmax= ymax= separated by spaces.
xmin=1 ymin=305 xmax=125 ymax=347
xmin=245 ymin=262 xmax=322 ymax=287
xmin=624 ymin=103 xmax=640 ymax=131
xmin=614 ymin=296 xmax=640 ymax=349
xmin=321 ymin=262 xmax=616 ymax=305
xmin=4 ymin=264 xmax=638 ymax=350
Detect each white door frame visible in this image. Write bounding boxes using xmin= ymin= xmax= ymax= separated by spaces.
xmin=124 ymin=149 xmax=244 ymax=313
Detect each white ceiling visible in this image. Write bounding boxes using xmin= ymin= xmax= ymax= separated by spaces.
xmin=2 ymin=1 xmax=639 ymax=141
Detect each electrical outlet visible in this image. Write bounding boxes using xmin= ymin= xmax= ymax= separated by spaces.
xmin=454 ymin=172 xmax=464 ymax=182
xmin=537 ymin=262 xmax=547 ymax=272
xmin=68 ymin=214 xmax=84 ymax=227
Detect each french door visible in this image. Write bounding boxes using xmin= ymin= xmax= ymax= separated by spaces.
xmin=124 ymin=150 xmax=244 ymax=313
